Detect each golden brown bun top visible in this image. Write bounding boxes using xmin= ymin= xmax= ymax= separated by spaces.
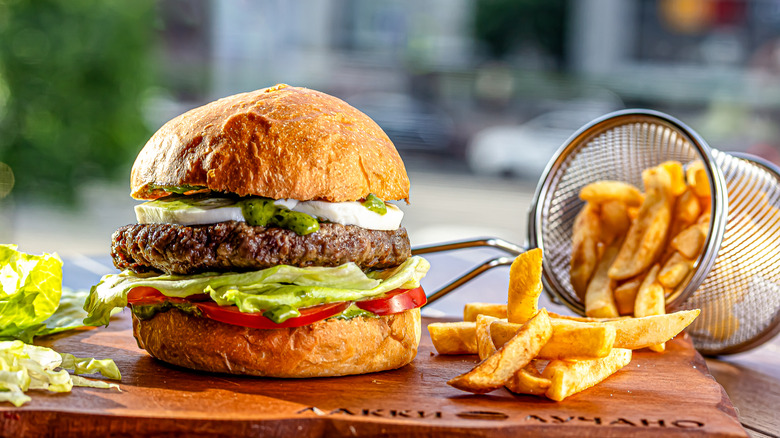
xmin=130 ymin=84 xmax=410 ymax=202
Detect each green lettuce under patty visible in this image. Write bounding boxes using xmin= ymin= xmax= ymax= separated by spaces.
xmin=83 ymin=256 xmax=430 ymax=327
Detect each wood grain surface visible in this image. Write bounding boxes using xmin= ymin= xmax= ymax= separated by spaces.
xmin=706 ymin=338 xmax=780 ymax=438
xmin=1 ymin=313 xmax=748 ymax=437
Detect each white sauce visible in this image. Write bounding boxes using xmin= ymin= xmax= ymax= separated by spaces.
xmin=135 ymin=197 xmax=404 ymax=230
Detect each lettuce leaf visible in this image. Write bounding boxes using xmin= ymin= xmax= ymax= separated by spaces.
xmin=60 ymin=353 xmax=121 ymax=380
xmin=0 ymin=384 xmax=30 ymax=407
xmin=36 ymin=288 xmax=91 ymax=337
xmin=69 ymin=375 xmax=120 ymax=390
xmin=0 ymin=340 xmax=120 ymax=407
xmin=85 ymin=256 xmax=431 ymax=326
xmin=210 ymin=257 xmax=430 ymax=313
xmin=0 ymin=244 xmax=63 ymax=342
xmin=0 ymin=245 xmax=96 ymax=341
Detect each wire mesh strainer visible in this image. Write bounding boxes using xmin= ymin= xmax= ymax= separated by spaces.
xmin=416 ymin=109 xmax=780 ymax=355
xmin=680 ymin=150 xmax=780 ymax=354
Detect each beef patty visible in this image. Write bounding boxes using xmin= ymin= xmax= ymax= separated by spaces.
xmin=111 ymin=221 xmax=412 ymax=275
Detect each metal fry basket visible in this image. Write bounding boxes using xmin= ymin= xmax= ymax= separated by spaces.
xmin=416 ymin=109 xmax=780 ymax=355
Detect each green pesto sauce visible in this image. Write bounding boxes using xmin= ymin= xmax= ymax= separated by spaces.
xmin=131 ymin=301 xmax=202 ymax=320
xmin=239 ymin=198 xmax=320 ymax=236
xmin=146 ymin=195 xmax=236 ymax=211
xmin=330 ymin=304 xmax=378 ymax=321
xmin=142 ymin=194 xmax=320 ymax=236
xmin=148 ymin=183 xmax=207 ymax=194
xmin=263 ymin=304 xmax=299 ymax=323
xmin=362 ymin=193 xmax=387 ymax=215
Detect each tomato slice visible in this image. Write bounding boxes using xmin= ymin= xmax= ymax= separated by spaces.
xmin=355 ymin=286 xmax=426 ymax=315
xmin=196 ymin=301 xmax=351 ymax=329
xmin=127 ymin=287 xmax=169 ymax=304
xmin=128 ymin=287 xmax=209 ymax=305
xmin=127 ymin=285 xmax=427 ymax=329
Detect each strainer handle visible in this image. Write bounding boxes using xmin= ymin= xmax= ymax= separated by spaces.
xmin=412 ymin=237 xmax=525 ymax=256
xmin=412 ymin=238 xmax=527 ymax=305
xmin=423 ymin=256 xmax=516 ymax=306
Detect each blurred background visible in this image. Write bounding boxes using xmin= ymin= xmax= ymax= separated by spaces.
xmin=2 ymin=0 xmax=780 ymax=263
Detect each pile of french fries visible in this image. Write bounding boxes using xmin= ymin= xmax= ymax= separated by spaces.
xmin=429 ymin=248 xmax=700 ymax=401
xmin=570 ymin=161 xmax=711 ymax=351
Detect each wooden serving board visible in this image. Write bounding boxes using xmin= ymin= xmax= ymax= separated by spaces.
xmin=2 ymin=313 xmax=747 ymax=437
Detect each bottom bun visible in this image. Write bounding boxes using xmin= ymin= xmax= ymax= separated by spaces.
xmin=132 ymin=307 xmax=422 ymax=377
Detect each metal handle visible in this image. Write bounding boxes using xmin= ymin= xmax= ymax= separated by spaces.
xmin=412 ymin=238 xmax=527 ymax=305
xmin=423 ymin=256 xmax=515 ymax=305
xmin=412 ymin=237 xmax=525 ymax=257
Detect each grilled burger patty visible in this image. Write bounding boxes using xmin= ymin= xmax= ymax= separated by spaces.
xmin=111 ymin=221 xmax=412 ymax=275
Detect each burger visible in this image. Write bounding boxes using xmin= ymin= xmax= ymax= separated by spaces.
xmin=84 ymin=84 xmax=430 ymax=377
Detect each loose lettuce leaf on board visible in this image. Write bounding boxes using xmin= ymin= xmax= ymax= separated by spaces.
xmin=60 ymin=353 xmax=121 ymax=380
xmin=0 ymin=340 xmax=120 ymax=407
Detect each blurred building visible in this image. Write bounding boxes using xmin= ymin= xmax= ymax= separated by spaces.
xmin=154 ymin=0 xmax=780 ymax=162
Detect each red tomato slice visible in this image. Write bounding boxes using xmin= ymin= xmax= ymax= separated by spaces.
xmin=355 ymin=286 xmax=426 ymax=315
xmin=127 ymin=287 xmax=171 ymax=305
xmin=126 ymin=285 xmax=427 ymax=329
xmin=127 ymin=287 xmax=209 ymax=305
xmin=195 ymin=301 xmax=351 ymax=329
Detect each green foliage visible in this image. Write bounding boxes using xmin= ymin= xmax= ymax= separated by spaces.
xmin=473 ymin=0 xmax=568 ymax=63
xmin=0 ymin=0 xmax=155 ymax=204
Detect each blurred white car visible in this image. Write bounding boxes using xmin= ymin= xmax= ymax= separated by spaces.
xmin=466 ymin=110 xmax=609 ymax=180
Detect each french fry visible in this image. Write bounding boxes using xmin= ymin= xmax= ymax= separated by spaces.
xmin=699 ymin=194 xmax=712 ymax=215
xmin=675 ymin=189 xmax=702 ymax=225
xmin=609 ymin=166 xmax=674 ymax=280
xmin=479 ymin=315 xmax=552 ymax=396
xmin=549 ymin=312 xmax=625 ymax=322
xmin=464 ymin=302 xmax=508 ymax=322
xmin=476 ymin=315 xmax=499 ymax=360
xmin=634 ymin=264 xmax=666 ymax=352
xmin=489 ymin=310 xmax=701 ymax=351
xmin=614 ymin=277 xmax=642 ymax=316
xmin=661 ymin=161 xmax=687 ymax=196
xmin=479 ymin=315 xmax=552 ymax=395
xmin=686 ymin=161 xmax=711 ymax=199
xmin=508 ymin=248 xmax=544 ymax=324
xmin=634 ymin=265 xmax=664 ymax=316
xmin=671 ymin=222 xmax=707 ymax=259
xmin=504 ymin=362 xmax=551 ymax=396
xmin=666 ymin=189 xmax=702 ymax=244
xmin=585 ymin=243 xmax=620 ymax=318
xmin=570 ymin=204 xmax=600 ymax=299
xmin=447 ymin=309 xmax=553 ymax=394
xmin=463 ymin=304 xmax=612 ymax=324
xmin=605 ymin=309 xmax=700 ymax=349
xmin=491 ymin=319 xmax=615 ymax=360
xmin=539 ymin=320 xmax=615 ymax=360
xmin=543 ymin=348 xmax=632 ymax=401
xmin=688 ymin=161 xmax=712 ymax=215
xmin=428 ymin=321 xmax=477 ymax=355
xmin=599 ymin=200 xmax=631 ymax=246
xmin=658 ymin=252 xmax=694 ymax=289
xmin=579 ymin=181 xmax=643 ymax=206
